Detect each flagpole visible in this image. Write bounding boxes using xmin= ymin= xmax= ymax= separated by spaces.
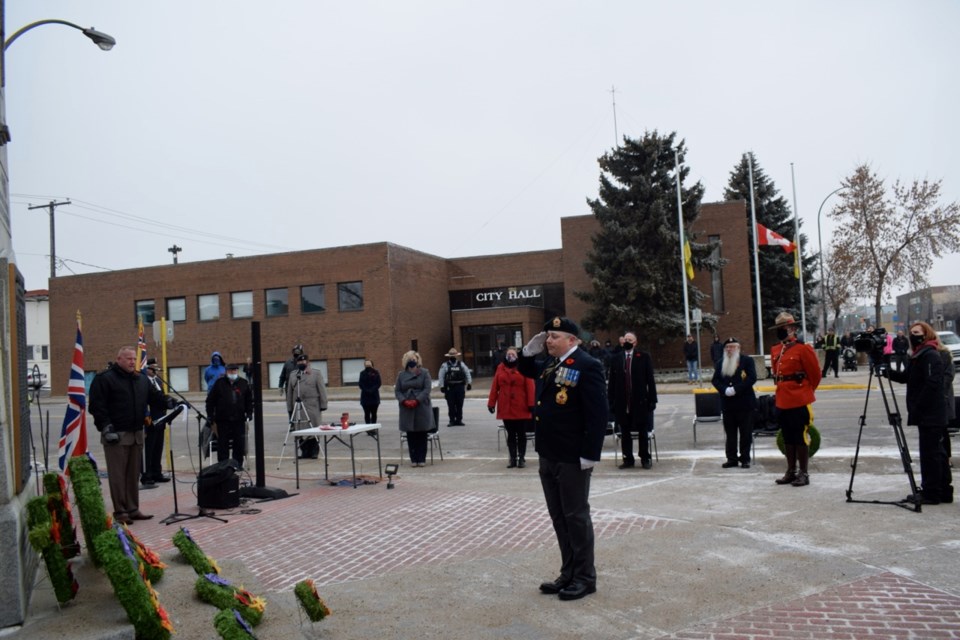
xmin=748 ymin=153 xmax=764 ymax=354
xmin=790 ymin=163 xmax=807 ymax=338
xmin=676 ymin=150 xmax=691 ymax=336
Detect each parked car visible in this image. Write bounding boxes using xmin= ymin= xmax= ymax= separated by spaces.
xmin=26 ymin=370 xmax=48 ymax=389
xmin=936 ymin=331 xmax=960 ymax=365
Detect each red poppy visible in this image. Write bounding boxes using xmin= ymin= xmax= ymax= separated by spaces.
xmin=564 ymin=358 xmax=575 ymax=365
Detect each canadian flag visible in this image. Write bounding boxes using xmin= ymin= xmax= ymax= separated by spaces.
xmin=756 ymin=223 xmax=796 ymax=253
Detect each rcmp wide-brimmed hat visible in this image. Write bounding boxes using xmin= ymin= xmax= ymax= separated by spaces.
xmin=544 ymin=316 xmax=580 ymax=336
xmin=769 ymin=312 xmax=798 ymax=329
xmin=445 ymin=348 xmax=461 ymax=357
xmin=723 ymin=337 xmax=740 ymax=346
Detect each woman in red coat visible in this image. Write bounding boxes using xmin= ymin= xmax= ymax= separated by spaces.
xmin=488 ymin=347 xmax=536 ymax=468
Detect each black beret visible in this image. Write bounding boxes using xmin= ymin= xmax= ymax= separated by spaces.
xmin=543 ymin=316 xmax=580 ymax=336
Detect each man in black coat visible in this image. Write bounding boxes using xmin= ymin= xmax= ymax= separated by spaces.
xmin=89 ymin=346 xmax=167 ymax=525
xmin=607 ymin=331 xmax=658 ymax=469
xmin=140 ymin=358 xmax=170 ymax=487
xmin=518 ymin=316 xmax=607 ymax=602
xmin=711 ymin=337 xmax=758 ymax=468
xmin=206 ymin=363 xmax=254 ymax=468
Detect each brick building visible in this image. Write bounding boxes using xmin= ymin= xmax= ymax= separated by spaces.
xmin=49 ymin=202 xmax=756 ymax=393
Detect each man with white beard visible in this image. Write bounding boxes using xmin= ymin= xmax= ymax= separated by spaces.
xmin=711 ymin=337 xmax=758 ymax=469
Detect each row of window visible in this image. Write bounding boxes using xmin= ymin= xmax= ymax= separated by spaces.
xmin=135 ymin=282 xmax=364 ymax=324
xmin=159 ymin=358 xmax=369 ymax=392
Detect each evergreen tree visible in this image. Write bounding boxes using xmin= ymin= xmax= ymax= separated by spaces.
xmin=576 ymin=131 xmax=719 ymax=336
xmin=724 ymin=153 xmax=819 ymax=331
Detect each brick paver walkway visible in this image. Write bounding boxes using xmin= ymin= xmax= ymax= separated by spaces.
xmin=663 ymin=572 xmax=960 ymax=639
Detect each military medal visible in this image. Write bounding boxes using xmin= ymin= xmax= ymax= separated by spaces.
xmin=556 ymin=387 xmax=568 ymax=405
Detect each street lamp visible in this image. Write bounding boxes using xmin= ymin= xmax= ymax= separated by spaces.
xmin=817 ymin=187 xmax=844 ymax=333
xmin=5 ymin=19 xmax=116 ymax=51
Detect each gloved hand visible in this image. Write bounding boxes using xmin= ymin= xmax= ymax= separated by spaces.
xmin=579 ymin=457 xmax=597 ymax=470
xmin=523 ymin=331 xmax=547 ymax=356
xmin=725 ymin=386 xmax=736 ymax=397
xmin=488 ymin=406 xmax=495 ymax=414
xmin=279 ymin=386 xmax=285 ymax=397
xmin=648 ymin=403 xmax=656 ymax=412
xmin=246 ymin=413 xmax=253 ymax=422
xmin=467 ymin=384 xmax=472 ymax=391
xmin=440 ymin=386 xmax=448 ymax=394
xmin=402 ymin=399 xmax=419 ymax=409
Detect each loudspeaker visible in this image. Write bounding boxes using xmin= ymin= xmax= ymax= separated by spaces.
xmin=198 ymin=459 xmax=240 ymax=509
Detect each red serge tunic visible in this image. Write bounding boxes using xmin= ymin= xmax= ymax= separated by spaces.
xmin=771 ymin=338 xmax=822 ymax=410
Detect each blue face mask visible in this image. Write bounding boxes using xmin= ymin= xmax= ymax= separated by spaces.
xmin=406 ymin=360 xmax=418 ymax=369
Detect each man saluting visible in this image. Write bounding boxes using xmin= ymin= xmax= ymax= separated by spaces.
xmin=518 ymin=316 xmax=607 ymax=601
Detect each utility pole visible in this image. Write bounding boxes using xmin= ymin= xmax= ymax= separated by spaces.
xmin=609 ymin=85 xmax=619 ymax=147
xmin=28 ymin=199 xmax=71 ymax=280
xmin=168 ymin=244 xmax=182 ymax=264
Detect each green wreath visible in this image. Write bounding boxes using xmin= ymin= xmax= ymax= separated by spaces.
xmin=775 ymin=423 xmax=821 ymax=457
xmin=94 ymin=526 xmax=174 ymax=640
xmin=42 ymin=472 xmax=80 ymax=558
xmin=68 ymin=456 xmax=110 ymax=567
xmin=294 ymin=579 xmax=331 ymax=622
xmin=195 ymin=574 xmax=265 ymax=626
xmin=26 ymin=496 xmax=78 ymax=604
xmin=173 ymin=527 xmax=220 ymax=575
xmin=213 ymin=608 xmax=258 ymax=640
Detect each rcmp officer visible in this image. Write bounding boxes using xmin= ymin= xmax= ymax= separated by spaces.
xmin=770 ymin=312 xmax=821 ymax=487
xmin=518 ymin=316 xmax=607 ymax=601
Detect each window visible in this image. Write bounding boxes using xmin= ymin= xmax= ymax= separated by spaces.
xmin=167 ymin=367 xmax=189 ymax=392
xmin=337 ymin=281 xmax=363 ymax=311
xmin=301 ymin=285 xmax=326 ymax=313
xmin=341 ymin=358 xmax=365 ymax=386
xmin=26 ymin=344 xmax=35 ymax=359
xmin=231 ymin=291 xmax=253 ymax=318
xmin=265 ymin=288 xmax=289 ymax=317
xmin=198 ymin=294 xmax=220 ymax=321
xmin=41 ymin=345 xmax=49 ymax=360
xmin=166 ymin=297 xmax=186 ymax=322
xmin=135 ymin=299 xmax=156 ymax=324
xmin=709 ymin=235 xmax=724 ymax=313
xmin=267 ymin=362 xmax=285 ymax=389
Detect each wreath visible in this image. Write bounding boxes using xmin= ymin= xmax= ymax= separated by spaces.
xmin=26 ymin=496 xmax=78 ymax=604
xmin=67 ymin=455 xmax=111 ymax=567
xmin=195 ymin=573 xmax=265 ymax=626
xmin=172 ymin=527 xmax=220 ymax=575
xmin=776 ymin=423 xmax=821 ymax=457
xmin=213 ymin=608 xmax=258 ymax=640
xmin=294 ymin=579 xmax=331 ymax=622
xmin=94 ymin=525 xmax=174 ymax=640
xmin=43 ymin=472 xmax=80 ymax=558
xmin=123 ymin=524 xmax=167 ymax=584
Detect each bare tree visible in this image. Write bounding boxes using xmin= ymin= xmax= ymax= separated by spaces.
xmin=821 ymin=247 xmax=857 ymax=329
xmin=828 ymin=164 xmax=960 ymax=325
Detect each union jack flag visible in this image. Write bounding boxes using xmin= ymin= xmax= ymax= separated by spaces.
xmin=58 ymin=313 xmax=88 ymax=473
xmin=137 ymin=314 xmax=148 ymax=372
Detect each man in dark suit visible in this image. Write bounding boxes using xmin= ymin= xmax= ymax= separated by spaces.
xmin=518 ymin=316 xmax=607 ymax=601
xmin=711 ymin=337 xmax=758 ymax=468
xmin=607 ymin=331 xmax=658 ymax=469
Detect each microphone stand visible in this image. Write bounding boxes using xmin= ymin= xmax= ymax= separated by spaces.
xmin=151 ymin=371 xmax=227 ymax=525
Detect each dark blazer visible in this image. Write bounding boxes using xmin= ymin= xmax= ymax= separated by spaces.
xmin=607 ymin=350 xmax=658 ymax=418
xmin=711 ymin=355 xmax=758 ymax=412
xmin=518 ymin=347 xmax=607 ymax=463
xmin=89 ymin=364 xmax=165 ymax=433
xmin=888 ymin=344 xmax=946 ymax=426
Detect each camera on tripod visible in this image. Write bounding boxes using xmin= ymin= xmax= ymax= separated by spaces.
xmin=853 ymin=327 xmax=887 ymax=371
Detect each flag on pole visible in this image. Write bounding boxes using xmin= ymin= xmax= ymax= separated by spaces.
xmin=58 ymin=313 xmax=88 ymax=473
xmin=756 ymin=223 xmax=797 ymax=253
xmin=793 ymin=248 xmax=801 ymax=280
xmin=137 ymin=315 xmax=148 ymax=372
xmin=683 ymin=240 xmax=695 ymax=281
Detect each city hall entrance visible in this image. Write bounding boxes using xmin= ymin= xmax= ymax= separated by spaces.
xmin=460 ymin=325 xmax=523 ymax=377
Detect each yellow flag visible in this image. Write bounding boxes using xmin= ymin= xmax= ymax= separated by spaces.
xmin=684 ymin=240 xmax=695 ymax=281
xmin=793 ymin=248 xmax=800 ymax=280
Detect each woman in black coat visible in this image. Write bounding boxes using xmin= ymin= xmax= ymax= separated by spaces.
xmin=358 ymin=359 xmax=382 ymax=424
xmin=887 ymin=321 xmax=953 ymax=505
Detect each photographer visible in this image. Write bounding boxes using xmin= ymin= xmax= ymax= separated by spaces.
xmin=885 ymin=321 xmax=953 ymax=505
xmin=89 ymin=346 xmax=167 ymax=525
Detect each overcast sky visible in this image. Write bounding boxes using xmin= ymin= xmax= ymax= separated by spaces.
xmin=5 ymin=1 xmax=958 ymax=304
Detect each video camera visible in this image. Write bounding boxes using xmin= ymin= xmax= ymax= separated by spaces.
xmin=853 ymin=327 xmax=886 ymax=357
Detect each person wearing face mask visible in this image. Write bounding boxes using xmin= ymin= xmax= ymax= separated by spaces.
xmin=438 ymin=348 xmax=473 ymax=426
xmin=285 ymin=353 xmax=329 ymax=458
xmin=205 ymin=363 xmax=254 ymax=468
xmin=395 ymin=351 xmax=434 ymax=467
xmin=886 ymin=321 xmax=953 ymax=505
xmin=607 ymin=331 xmax=658 ymax=469
xmin=488 ymin=347 xmax=536 ymax=468
xmin=358 ymin=359 xmax=382 ymax=425
xmin=770 ymin=312 xmax=822 ymax=487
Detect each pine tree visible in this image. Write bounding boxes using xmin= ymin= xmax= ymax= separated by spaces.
xmin=576 ymin=131 xmax=718 ymax=336
xmin=724 ymin=153 xmax=819 ymax=331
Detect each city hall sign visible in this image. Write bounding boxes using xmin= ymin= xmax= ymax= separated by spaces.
xmin=450 ymin=285 xmax=544 ymax=310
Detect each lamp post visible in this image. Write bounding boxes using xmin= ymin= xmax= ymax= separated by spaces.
xmin=817 ymin=187 xmax=844 ymax=333
xmin=5 ymin=19 xmax=116 ymax=51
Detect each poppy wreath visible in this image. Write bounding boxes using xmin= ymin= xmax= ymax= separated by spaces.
xmin=42 ymin=472 xmax=80 ymax=558
xmin=294 ymin=579 xmax=332 ymax=622
xmin=213 ymin=608 xmax=258 ymax=640
xmin=776 ymin=423 xmax=821 ymax=457
xmin=94 ymin=524 xmax=174 ymax=640
xmin=173 ymin=527 xmax=220 ymax=575
xmin=122 ymin=524 xmax=167 ymax=584
xmin=68 ymin=455 xmax=111 ymax=567
xmin=195 ymin=573 xmax=266 ymax=626
xmin=26 ymin=495 xmax=78 ymax=604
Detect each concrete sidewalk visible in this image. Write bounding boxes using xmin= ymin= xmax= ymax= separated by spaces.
xmin=13 ymin=367 xmax=960 ymax=639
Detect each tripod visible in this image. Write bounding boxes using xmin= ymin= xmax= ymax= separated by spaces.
xmin=151 ymin=373 xmax=228 ymax=525
xmin=277 ymin=372 xmax=321 ymax=469
xmin=846 ymin=362 xmax=922 ymax=513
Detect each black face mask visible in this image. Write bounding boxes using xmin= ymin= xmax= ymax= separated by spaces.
xmin=909 ymin=334 xmax=924 ymax=347
xmin=297 ymin=363 xmax=307 ymax=371
xmin=406 ymin=360 xmax=418 ymax=369
xmin=776 ymin=327 xmax=789 ymax=341
xmin=448 ymin=358 xmax=457 ymax=364
xmin=623 ymin=342 xmax=634 ymax=351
